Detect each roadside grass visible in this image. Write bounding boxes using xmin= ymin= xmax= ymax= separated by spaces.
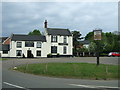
xmin=0 ymin=58 xmax=8 ymax=60
xmin=16 ymin=63 xmax=119 ymax=80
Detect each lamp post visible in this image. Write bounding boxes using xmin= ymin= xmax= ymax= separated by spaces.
xmin=93 ymin=29 xmax=102 ymax=66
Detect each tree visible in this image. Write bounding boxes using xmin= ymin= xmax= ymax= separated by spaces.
xmin=88 ymin=42 xmax=97 ymax=52
xmin=85 ymin=31 xmax=120 ymax=53
xmin=72 ymin=31 xmax=83 ymax=56
xmin=28 ymin=29 xmax=41 ymax=35
xmin=85 ymin=32 xmax=94 ymax=41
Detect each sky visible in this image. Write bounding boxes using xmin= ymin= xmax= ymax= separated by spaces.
xmin=2 ymin=2 xmax=118 ymax=37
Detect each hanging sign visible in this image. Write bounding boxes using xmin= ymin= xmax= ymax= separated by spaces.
xmin=93 ymin=30 xmax=102 ymax=40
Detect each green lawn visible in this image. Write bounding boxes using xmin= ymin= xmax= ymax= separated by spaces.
xmin=16 ymin=63 xmax=119 ymax=80
xmin=0 ymin=58 xmax=8 ymax=60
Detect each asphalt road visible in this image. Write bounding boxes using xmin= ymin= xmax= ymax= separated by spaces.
xmin=2 ymin=57 xmax=119 ymax=89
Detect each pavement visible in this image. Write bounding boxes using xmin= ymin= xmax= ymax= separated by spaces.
xmin=1 ymin=57 xmax=119 ymax=89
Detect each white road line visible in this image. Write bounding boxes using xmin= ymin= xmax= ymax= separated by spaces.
xmin=3 ymin=82 xmax=25 ymax=89
xmin=69 ymin=84 xmax=119 ymax=89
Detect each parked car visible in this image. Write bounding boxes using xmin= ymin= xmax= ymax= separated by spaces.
xmin=108 ymin=52 xmax=120 ymax=57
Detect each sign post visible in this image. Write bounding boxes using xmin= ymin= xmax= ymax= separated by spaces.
xmin=93 ymin=29 xmax=102 ymax=66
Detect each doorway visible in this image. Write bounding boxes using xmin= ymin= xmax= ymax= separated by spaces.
xmin=27 ymin=50 xmax=33 ymax=58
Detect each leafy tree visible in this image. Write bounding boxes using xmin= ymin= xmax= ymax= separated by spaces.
xmin=85 ymin=32 xmax=94 ymax=41
xmin=85 ymin=31 xmax=120 ymax=52
xmin=88 ymin=42 xmax=97 ymax=52
xmin=72 ymin=31 xmax=83 ymax=56
xmin=82 ymin=46 xmax=89 ymax=52
xmin=93 ymin=40 xmax=105 ymax=52
xmin=28 ymin=29 xmax=41 ymax=35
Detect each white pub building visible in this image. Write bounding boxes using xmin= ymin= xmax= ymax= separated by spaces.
xmin=0 ymin=20 xmax=73 ymax=58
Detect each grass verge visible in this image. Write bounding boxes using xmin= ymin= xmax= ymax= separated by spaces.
xmin=0 ymin=58 xmax=8 ymax=60
xmin=16 ymin=63 xmax=119 ymax=80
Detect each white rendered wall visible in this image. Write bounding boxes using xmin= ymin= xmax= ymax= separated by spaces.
xmin=9 ymin=34 xmax=73 ymax=57
xmin=46 ymin=34 xmax=73 ymax=55
xmin=10 ymin=41 xmax=48 ymax=57
xmin=0 ymin=51 xmax=10 ymax=57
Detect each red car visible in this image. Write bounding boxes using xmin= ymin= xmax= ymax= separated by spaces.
xmin=108 ymin=52 xmax=120 ymax=57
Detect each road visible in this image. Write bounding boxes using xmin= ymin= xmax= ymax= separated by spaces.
xmin=2 ymin=57 xmax=119 ymax=89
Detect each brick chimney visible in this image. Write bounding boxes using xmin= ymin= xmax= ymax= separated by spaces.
xmin=44 ymin=20 xmax=47 ymax=28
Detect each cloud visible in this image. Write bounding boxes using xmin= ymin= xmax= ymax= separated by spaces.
xmin=2 ymin=2 xmax=118 ymax=37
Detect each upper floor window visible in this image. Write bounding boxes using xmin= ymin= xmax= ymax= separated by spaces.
xmin=25 ymin=41 xmax=34 ymax=47
xmin=36 ymin=42 xmax=42 ymax=48
xmin=17 ymin=42 xmax=22 ymax=48
xmin=51 ymin=36 xmax=57 ymax=42
xmin=63 ymin=36 xmax=67 ymax=43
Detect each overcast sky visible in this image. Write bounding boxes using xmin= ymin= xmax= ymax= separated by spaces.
xmin=2 ymin=2 xmax=118 ymax=37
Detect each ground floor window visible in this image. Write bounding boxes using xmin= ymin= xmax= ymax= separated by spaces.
xmin=16 ymin=50 xmax=22 ymax=56
xmin=63 ymin=46 xmax=67 ymax=54
xmin=3 ymin=50 xmax=8 ymax=54
xmin=37 ymin=50 xmax=41 ymax=56
xmin=51 ymin=46 xmax=57 ymax=53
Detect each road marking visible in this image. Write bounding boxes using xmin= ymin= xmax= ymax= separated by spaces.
xmin=69 ymin=84 xmax=119 ymax=89
xmin=3 ymin=82 xmax=26 ymax=89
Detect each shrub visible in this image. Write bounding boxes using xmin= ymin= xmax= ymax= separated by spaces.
xmin=47 ymin=53 xmax=52 ymax=58
xmin=57 ymin=53 xmax=60 ymax=57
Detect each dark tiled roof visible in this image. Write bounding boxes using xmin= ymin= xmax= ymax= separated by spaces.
xmin=0 ymin=44 xmax=10 ymax=51
xmin=80 ymin=40 xmax=90 ymax=44
xmin=11 ymin=34 xmax=46 ymax=42
xmin=46 ymin=28 xmax=72 ymax=36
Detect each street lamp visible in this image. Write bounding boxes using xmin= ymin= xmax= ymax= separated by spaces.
xmin=93 ymin=29 xmax=102 ymax=66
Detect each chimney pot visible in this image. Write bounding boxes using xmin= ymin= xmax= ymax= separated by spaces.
xmin=44 ymin=20 xmax=47 ymax=28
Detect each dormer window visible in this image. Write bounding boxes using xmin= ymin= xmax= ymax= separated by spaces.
xmin=51 ymin=36 xmax=57 ymax=42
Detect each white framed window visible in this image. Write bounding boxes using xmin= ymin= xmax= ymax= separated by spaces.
xmin=63 ymin=36 xmax=67 ymax=43
xmin=63 ymin=46 xmax=67 ymax=54
xmin=51 ymin=46 xmax=57 ymax=53
xmin=3 ymin=50 xmax=8 ymax=54
xmin=51 ymin=36 xmax=57 ymax=42
xmin=36 ymin=42 xmax=42 ymax=48
xmin=25 ymin=41 xmax=34 ymax=47
xmin=16 ymin=42 xmax=22 ymax=48
xmin=37 ymin=50 xmax=41 ymax=56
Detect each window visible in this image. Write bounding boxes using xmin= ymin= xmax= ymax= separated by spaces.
xmin=37 ymin=51 xmax=41 ymax=56
xmin=63 ymin=36 xmax=67 ymax=43
xmin=51 ymin=36 xmax=57 ymax=42
xmin=25 ymin=41 xmax=34 ymax=47
xmin=36 ymin=42 xmax=42 ymax=48
xmin=63 ymin=46 xmax=67 ymax=54
xmin=3 ymin=50 xmax=8 ymax=54
xmin=16 ymin=50 xmax=22 ymax=56
xmin=51 ymin=46 xmax=57 ymax=53
xmin=17 ymin=42 xmax=22 ymax=48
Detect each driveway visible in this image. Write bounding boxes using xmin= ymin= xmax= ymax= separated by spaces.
xmin=2 ymin=57 xmax=119 ymax=89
